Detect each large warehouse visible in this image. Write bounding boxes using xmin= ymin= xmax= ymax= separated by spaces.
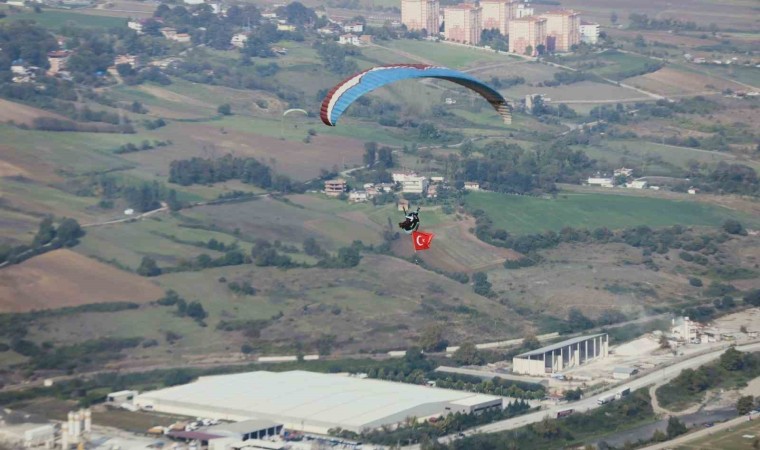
xmin=135 ymin=370 xmax=503 ymax=434
xmin=512 ymin=333 xmax=609 ymax=376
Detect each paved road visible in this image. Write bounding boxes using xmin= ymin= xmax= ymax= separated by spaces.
xmin=401 ymin=341 xmax=760 ymax=450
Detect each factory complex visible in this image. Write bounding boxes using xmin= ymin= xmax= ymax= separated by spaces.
xmin=135 ymin=370 xmax=503 ymax=434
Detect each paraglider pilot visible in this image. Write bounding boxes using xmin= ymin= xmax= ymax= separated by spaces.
xmin=399 ymin=207 xmax=420 ymax=234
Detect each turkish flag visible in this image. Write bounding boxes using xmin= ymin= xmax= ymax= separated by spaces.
xmin=412 ymin=231 xmax=434 ymax=251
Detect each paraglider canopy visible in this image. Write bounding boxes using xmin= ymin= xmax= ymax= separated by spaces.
xmin=283 ymin=108 xmax=308 ymax=116
xmin=320 ymin=64 xmax=512 ymax=127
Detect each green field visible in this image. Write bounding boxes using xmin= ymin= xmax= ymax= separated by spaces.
xmin=677 ymin=419 xmax=760 ymax=450
xmin=588 ymin=51 xmax=655 ymax=80
xmin=1 ymin=9 xmax=127 ymax=29
xmin=464 ymin=191 xmax=759 ymax=234
xmin=383 ymin=40 xmax=508 ymax=68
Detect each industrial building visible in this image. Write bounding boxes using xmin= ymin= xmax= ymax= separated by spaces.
xmin=135 ymin=370 xmax=503 ymax=434
xmin=512 ymin=333 xmax=609 ymax=376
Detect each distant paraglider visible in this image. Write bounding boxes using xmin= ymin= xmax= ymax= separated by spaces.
xmin=282 ymin=108 xmax=308 ymax=117
xmin=320 ymin=64 xmax=512 ymax=127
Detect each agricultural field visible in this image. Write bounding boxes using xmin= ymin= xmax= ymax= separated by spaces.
xmin=579 ymin=139 xmax=754 ymax=176
xmin=0 ymin=249 xmax=164 ymax=313
xmin=0 ymin=8 xmax=128 ymax=29
xmin=464 ymin=191 xmax=759 ymax=235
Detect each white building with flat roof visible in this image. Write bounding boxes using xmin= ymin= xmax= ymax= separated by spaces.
xmin=135 ymin=371 xmax=503 ymax=434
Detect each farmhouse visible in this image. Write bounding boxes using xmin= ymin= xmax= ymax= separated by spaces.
xmin=464 ymin=182 xmax=480 ymax=191
xmin=343 ymin=23 xmax=364 ymax=33
xmin=324 ymin=179 xmax=347 ymax=197
xmin=348 ymin=191 xmax=369 ymax=203
xmin=338 ymin=34 xmax=362 ymax=46
xmin=587 ymin=177 xmax=613 ymax=188
xmin=230 ymin=33 xmax=248 ymax=48
xmin=625 ymin=180 xmax=648 ymax=189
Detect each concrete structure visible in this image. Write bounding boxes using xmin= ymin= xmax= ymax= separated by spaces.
xmin=401 ymin=0 xmax=440 ymax=34
xmin=338 ymin=34 xmax=361 ymax=46
xmin=626 ymin=180 xmax=648 ymax=189
xmin=324 ymin=179 xmax=347 ymax=197
xmin=612 ymin=367 xmax=638 ymax=380
xmin=0 ymin=410 xmax=55 ymax=450
xmin=444 ymin=4 xmax=482 ymax=45
xmin=401 ymin=176 xmax=428 ymax=194
xmin=480 ymin=0 xmax=513 ymax=35
xmin=343 ymin=23 xmax=364 ymax=33
xmin=514 ymin=3 xmax=533 ymax=18
xmin=348 ymin=191 xmax=369 ymax=202
xmin=61 ymin=409 xmax=91 ymax=450
xmin=135 ymin=371 xmax=503 ymax=434
xmin=587 ymin=176 xmax=613 ymax=188
xmin=540 ymin=10 xmax=580 ymax=52
xmin=508 ymin=16 xmax=546 ymax=56
xmin=47 ymin=50 xmax=70 ymax=76
xmin=202 ymin=420 xmax=283 ymax=441
xmin=580 ymin=21 xmax=599 ymax=44
xmin=512 ymin=333 xmax=609 ymax=376
xmin=464 ymin=181 xmax=480 ymax=190
xmin=107 ymin=390 xmax=138 ymax=404
xmin=671 ymin=316 xmax=699 ymax=343
xmin=392 ymin=171 xmax=419 ymax=183
xmin=231 ymin=33 xmax=248 ymax=48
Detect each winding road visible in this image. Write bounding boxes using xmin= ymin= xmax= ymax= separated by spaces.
xmin=401 ymin=341 xmax=760 ymax=450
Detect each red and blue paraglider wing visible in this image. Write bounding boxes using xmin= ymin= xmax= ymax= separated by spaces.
xmin=320 ymin=64 xmax=512 ymax=126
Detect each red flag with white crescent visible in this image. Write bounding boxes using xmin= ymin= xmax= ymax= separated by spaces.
xmin=412 ymin=231 xmax=434 ymax=251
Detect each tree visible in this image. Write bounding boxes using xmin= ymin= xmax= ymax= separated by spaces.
xmin=568 ymin=308 xmax=594 ymax=331
xmin=33 ymin=217 xmax=56 ymax=247
xmin=137 ymin=256 xmax=161 ymax=277
xmin=218 ymin=103 xmax=232 ymax=115
xmin=737 ymin=395 xmax=755 ymax=415
xmin=56 ymin=218 xmax=84 ymax=246
xmin=186 ymin=301 xmax=207 ymax=322
xmin=452 ymin=342 xmax=484 ymax=365
xmin=666 ymin=416 xmax=687 ymax=438
xmin=722 ymin=219 xmax=746 ymax=235
xmin=688 ymin=277 xmax=703 ymax=287
xmin=719 ymin=347 xmax=745 ymax=371
xmin=563 ymin=387 xmax=582 ymax=401
xmin=524 ymin=45 xmax=533 ymax=56
xmin=419 ymin=324 xmax=447 ymax=352
xmin=610 ymin=11 xmax=618 ymax=25
xmin=659 ymin=334 xmax=671 ymax=350
xmin=745 ymin=289 xmax=760 ymax=307
xmin=522 ymin=333 xmax=540 ymax=351
xmin=363 ymin=142 xmax=377 ymax=166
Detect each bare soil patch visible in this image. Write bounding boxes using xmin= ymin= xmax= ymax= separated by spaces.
xmin=628 ymin=67 xmax=746 ymax=96
xmin=0 ymin=249 xmax=164 ymax=313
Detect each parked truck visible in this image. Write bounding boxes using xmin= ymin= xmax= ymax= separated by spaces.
xmin=616 ymin=387 xmax=631 ymax=399
xmin=556 ymin=409 xmax=574 ymax=418
xmin=597 ymin=394 xmax=615 ymax=405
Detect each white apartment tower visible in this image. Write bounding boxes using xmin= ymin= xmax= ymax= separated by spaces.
xmin=443 ymin=4 xmax=482 ymax=45
xmin=401 ymin=0 xmax=441 ymax=34
xmin=479 ymin=0 xmax=513 ymax=36
xmin=541 ymin=10 xmax=581 ymax=52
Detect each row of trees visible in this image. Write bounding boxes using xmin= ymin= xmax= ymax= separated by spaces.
xmin=168 ymin=154 xmax=302 ymax=194
xmin=0 ymin=217 xmax=84 ymax=266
